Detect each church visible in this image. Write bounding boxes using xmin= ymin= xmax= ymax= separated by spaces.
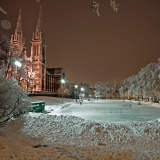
xmin=10 ymin=6 xmax=65 ymax=93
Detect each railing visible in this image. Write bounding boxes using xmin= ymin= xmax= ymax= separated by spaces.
xmin=28 ymin=92 xmax=58 ymax=97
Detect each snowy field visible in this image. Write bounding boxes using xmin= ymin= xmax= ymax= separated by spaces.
xmin=46 ymin=99 xmax=160 ymax=122
xmin=1 ymin=96 xmax=160 ymax=159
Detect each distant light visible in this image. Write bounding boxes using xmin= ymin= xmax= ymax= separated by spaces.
xmin=75 ymin=85 xmax=78 ymax=88
xmin=81 ymin=87 xmax=84 ymax=91
xmin=61 ymin=79 xmax=65 ymax=84
xmin=15 ymin=61 xmax=21 ymax=67
xmin=1 ymin=20 xmax=11 ymax=29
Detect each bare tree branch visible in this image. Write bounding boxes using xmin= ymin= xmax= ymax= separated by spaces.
xmin=110 ymin=0 xmax=119 ymax=12
xmin=0 ymin=7 xmax=7 ymax=14
xmin=91 ymin=0 xmax=100 ymax=17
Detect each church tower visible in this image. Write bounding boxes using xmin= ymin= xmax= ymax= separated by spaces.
xmin=30 ymin=6 xmax=47 ymax=91
xmin=10 ymin=9 xmax=25 ymax=55
xmin=7 ymin=9 xmax=26 ymax=80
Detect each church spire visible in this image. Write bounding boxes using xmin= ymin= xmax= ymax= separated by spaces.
xmin=36 ymin=6 xmax=43 ymax=32
xmin=32 ymin=6 xmax=45 ymax=43
xmin=11 ymin=9 xmax=25 ymax=52
xmin=30 ymin=6 xmax=47 ymax=92
xmin=15 ymin=9 xmax=23 ymax=36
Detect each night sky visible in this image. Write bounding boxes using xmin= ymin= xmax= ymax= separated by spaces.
xmin=1 ymin=0 xmax=160 ymax=87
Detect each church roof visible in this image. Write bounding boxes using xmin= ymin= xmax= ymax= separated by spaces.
xmin=46 ymin=68 xmax=65 ymax=76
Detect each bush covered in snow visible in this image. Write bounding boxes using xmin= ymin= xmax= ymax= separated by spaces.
xmin=0 ymin=63 xmax=31 ymax=127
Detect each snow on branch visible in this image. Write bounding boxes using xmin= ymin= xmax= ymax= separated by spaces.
xmin=0 ymin=62 xmax=31 ymax=127
xmin=91 ymin=0 xmax=100 ymax=17
xmin=0 ymin=7 xmax=7 ymax=14
xmin=110 ymin=0 xmax=119 ymax=12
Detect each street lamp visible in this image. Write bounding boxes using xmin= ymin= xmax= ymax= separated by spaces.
xmin=15 ymin=60 xmax=22 ymax=72
xmin=81 ymin=87 xmax=85 ymax=98
xmin=79 ymin=87 xmax=84 ymax=105
xmin=74 ymin=85 xmax=78 ymax=102
xmin=14 ymin=61 xmax=21 ymax=80
xmin=61 ymin=79 xmax=65 ymax=104
xmin=81 ymin=87 xmax=84 ymax=92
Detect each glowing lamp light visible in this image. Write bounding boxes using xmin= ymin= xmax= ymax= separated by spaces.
xmin=81 ymin=87 xmax=84 ymax=91
xmin=61 ymin=79 xmax=65 ymax=84
xmin=61 ymin=79 xmax=65 ymax=104
xmin=75 ymin=85 xmax=78 ymax=88
xmin=15 ymin=61 xmax=21 ymax=67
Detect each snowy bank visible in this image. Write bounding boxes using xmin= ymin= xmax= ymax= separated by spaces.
xmin=18 ymin=112 xmax=160 ymax=159
xmin=1 ymin=112 xmax=160 ymax=159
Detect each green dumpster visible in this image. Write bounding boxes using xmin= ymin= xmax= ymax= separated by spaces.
xmin=31 ymin=101 xmax=45 ymax=112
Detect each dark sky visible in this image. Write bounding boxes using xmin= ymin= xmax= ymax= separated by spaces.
xmin=1 ymin=0 xmax=160 ymax=87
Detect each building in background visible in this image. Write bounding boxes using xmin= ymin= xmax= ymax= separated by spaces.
xmin=30 ymin=6 xmax=47 ymax=92
xmin=9 ymin=7 xmax=65 ymax=93
xmin=46 ymin=68 xmax=65 ymax=92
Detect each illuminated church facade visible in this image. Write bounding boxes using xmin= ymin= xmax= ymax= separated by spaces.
xmin=10 ymin=7 xmax=65 ymax=93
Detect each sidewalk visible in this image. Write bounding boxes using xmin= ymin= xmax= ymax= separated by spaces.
xmin=119 ymin=99 xmax=160 ymax=108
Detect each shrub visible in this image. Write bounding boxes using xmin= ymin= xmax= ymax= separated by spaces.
xmin=0 ymin=63 xmax=31 ymax=127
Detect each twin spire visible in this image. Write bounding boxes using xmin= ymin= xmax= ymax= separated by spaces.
xmin=12 ymin=6 xmax=45 ymax=45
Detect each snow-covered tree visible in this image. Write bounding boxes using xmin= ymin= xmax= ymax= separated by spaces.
xmin=117 ymin=58 xmax=160 ymax=101
xmin=95 ymin=81 xmax=116 ymax=99
xmin=0 ymin=32 xmax=10 ymax=66
xmin=0 ymin=62 xmax=31 ymax=127
xmin=0 ymin=32 xmax=25 ymax=81
xmin=95 ymin=82 xmax=107 ymax=98
xmin=82 ymin=83 xmax=90 ymax=98
xmin=106 ymin=82 xmax=115 ymax=99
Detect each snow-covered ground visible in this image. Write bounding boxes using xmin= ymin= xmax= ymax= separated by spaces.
xmin=1 ymin=97 xmax=160 ymax=159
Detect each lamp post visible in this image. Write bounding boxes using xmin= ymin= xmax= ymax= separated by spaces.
xmin=75 ymin=85 xmax=78 ymax=102
xmin=61 ymin=79 xmax=65 ymax=104
xmin=29 ymin=73 xmax=35 ymax=93
xmin=81 ymin=87 xmax=85 ymax=99
xmin=15 ymin=60 xmax=22 ymax=72
xmin=81 ymin=87 xmax=84 ymax=91
xmin=14 ymin=61 xmax=21 ymax=81
xmin=79 ymin=87 xmax=84 ymax=105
